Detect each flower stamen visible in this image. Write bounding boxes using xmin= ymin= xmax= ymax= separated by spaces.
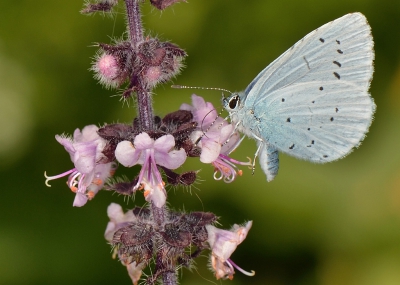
xmin=44 ymin=169 xmax=76 ymax=187
xmin=227 ymin=258 xmax=255 ymax=277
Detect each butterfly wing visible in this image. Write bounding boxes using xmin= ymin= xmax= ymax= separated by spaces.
xmin=245 ymin=12 xmax=375 ymax=162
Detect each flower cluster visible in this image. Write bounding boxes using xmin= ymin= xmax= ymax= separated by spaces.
xmin=44 ymin=125 xmax=116 ymax=207
xmin=104 ymin=203 xmax=253 ymax=284
xmin=92 ymin=38 xmax=186 ymax=99
xmin=82 ymin=0 xmax=186 ymax=13
xmin=45 ymin=0 xmax=255 ymax=284
xmin=45 ymin=93 xmax=249 ymax=206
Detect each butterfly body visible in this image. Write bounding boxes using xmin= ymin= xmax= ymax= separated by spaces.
xmin=223 ymin=13 xmax=375 ymax=181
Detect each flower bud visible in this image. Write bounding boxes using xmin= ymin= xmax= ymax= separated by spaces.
xmin=95 ymin=53 xmax=119 ymax=83
xmin=81 ymin=0 xmax=119 ymax=14
xmin=136 ymin=38 xmax=186 ymax=88
xmin=150 ymin=0 xmax=187 ymax=10
xmin=93 ymin=42 xmax=134 ymax=89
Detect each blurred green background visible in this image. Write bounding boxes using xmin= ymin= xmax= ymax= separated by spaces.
xmin=1 ymin=0 xmax=400 ymax=284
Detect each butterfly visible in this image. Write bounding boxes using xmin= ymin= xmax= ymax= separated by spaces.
xmin=223 ymin=13 xmax=375 ymax=182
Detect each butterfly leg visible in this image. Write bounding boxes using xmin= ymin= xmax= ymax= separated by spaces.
xmin=252 ymin=140 xmax=263 ymax=175
xmin=222 ymin=120 xmax=245 ymax=151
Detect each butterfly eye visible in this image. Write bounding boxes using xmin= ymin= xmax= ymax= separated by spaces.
xmin=229 ymin=95 xmax=240 ymax=110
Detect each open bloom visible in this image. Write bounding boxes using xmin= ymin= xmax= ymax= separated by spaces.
xmin=181 ymin=94 xmax=251 ymax=182
xmin=206 ymin=221 xmax=255 ymax=280
xmin=115 ymin=132 xmax=186 ymax=207
xmin=45 ymin=125 xmax=116 ymax=207
xmin=180 ymin=94 xmax=231 ymax=163
xmin=104 ymin=203 xmax=145 ymax=285
xmin=104 ymin=203 xmax=137 ymax=242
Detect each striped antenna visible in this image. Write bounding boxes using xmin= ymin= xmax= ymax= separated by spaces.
xmin=171 ymin=85 xmax=233 ymax=95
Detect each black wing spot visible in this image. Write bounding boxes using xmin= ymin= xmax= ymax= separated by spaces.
xmin=333 ymin=72 xmax=340 ymax=79
xmin=319 ymin=38 xmax=325 ymax=43
xmin=319 ymin=86 xmax=323 ymax=91
xmin=307 ymin=128 xmax=311 ymax=131
xmin=312 ymin=100 xmax=315 ymax=103
xmin=336 ymin=40 xmax=341 ymax=44
xmin=335 ymin=108 xmax=339 ymax=113
xmin=333 ymin=61 xmax=342 ymax=67
xmin=323 ymin=155 xmax=328 ymax=158
xmin=337 ymin=49 xmax=343 ymax=54
xmin=282 ymin=98 xmax=285 ymax=102
xmin=311 ymin=140 xmax=315 ymax=144
xmin=330 ymin=117 xmax=334 ymax=122
xmin=289 ymin=144 xmax=295 ymax=149
xmin=286 ymin=118 xmax=291 ymax=122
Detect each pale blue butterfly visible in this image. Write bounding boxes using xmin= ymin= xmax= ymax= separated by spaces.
xmin=223 ymin=13 xmax=375 ymax=181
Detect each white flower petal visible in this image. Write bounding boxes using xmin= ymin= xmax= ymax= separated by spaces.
xmin=115 ymin=141 xmax=139 ymax=167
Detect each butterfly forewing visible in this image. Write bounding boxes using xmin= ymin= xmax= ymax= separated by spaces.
xmin=241 ymin=12 xmax=375 ymax=163
xmin=244 ymin=13 xmax=373 ymax=105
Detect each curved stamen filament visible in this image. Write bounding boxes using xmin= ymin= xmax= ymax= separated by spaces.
xmin=219 ymin=154 xmax=252 ymax=167
xmin=227 ymin=258 xmax=255 ymax=277
xmin=67 ymin=171 xmax=81 ymax=190
xmin=44 ymin=169 xmax=76 ymax=187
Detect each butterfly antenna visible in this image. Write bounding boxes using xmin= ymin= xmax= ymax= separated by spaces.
xmin=171 ymin=85 xmax=233 ymax=95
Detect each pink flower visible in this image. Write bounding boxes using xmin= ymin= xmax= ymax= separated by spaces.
xmin=206 ymin=221 xmax=255 ymax=280
xmin=181 ymin=94 xmax=251 ymax=182
xmin=93 ymin=53 xmax=121 ymax=88
xmin=180 ymin=94 xmax=235 ymax=162
xmin=104 ymin=203 xmax=137 ymax=242
xmin=104 ymin=203 xmax=145 ymax=285
xmin=115 ymin=132 xmax=186 ymax=207
xmin=45 ymin=125 xmax=116 ymax=207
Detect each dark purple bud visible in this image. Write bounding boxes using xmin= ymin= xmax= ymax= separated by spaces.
xmin=160 ymin=223 xmax=191 ymax=248
xmin=135 ymin=38 xmax=187 ymax=88
xmin=161 ymin=168 xmax=197 ymax=187
xmin=98 ymin=123 xmax=134 ymax=142
xmin=162 ymin=110 xmax=193 ymax=126
xmin=161 ymin=42 xmax=187 ymax=57
xmin=113 ymin=222 xmax=154 ymax=264
xmin=98 ymin=123 xmax=135 ymax=162
xmin=183 ymin=212 xmax=218 ymax=227
xmin=81 ymin=1 xmax=118 ymax=14
xmin=181 ymin=212 xmax=217 ymax=248
xmin=150 ymin=0 xmax=187 ymax=10
xmin=178 ymin=171 xmax=198 ymax=186
xmin=106 ymin=177 xmax=138 ymax=195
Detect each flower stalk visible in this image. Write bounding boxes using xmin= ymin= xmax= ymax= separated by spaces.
xmin=125 ymin=0 xmax=154 ymax=131
xmin=45 ymin=1 xmax=255 ymax=284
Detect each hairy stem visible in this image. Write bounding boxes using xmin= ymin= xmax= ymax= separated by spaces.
xmin=151 ymin=202 xmax=166 ymax=227
xmin=125 ymin=0 xmax=154 ymax=131
xmin=125 ymin=0 xmax=143 ymax=47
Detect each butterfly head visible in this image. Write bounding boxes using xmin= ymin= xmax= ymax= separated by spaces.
xmin=223 ymin=93 xmax=241 ymax=113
